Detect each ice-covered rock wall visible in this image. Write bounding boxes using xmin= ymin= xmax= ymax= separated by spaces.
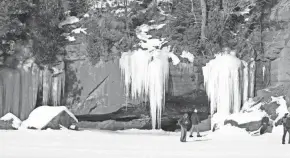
xmin=0 ymin=59 xmax=65 ymax=120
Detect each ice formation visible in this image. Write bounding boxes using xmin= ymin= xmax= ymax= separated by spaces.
xmin=120 ymin=50 xmax=170 ymax=129
xmin=42 ymin=66 xmax=52 ymax=105
xmin=262 ymin=65 xmax=266 ymax=81
xmin=0 ymin=59 xmax=66 ymax=120
xmin=119 ymin=24 xmax=176 ymax=129
xmin=249 ymin=59 xmax=256 ymax=98
xmin=148 ymin=50 xmax=170 ymax=129
xmin=242 ymin=61 xmax=249 ymax=104
xmin=203 ymin=53 xmax=244 ymax=130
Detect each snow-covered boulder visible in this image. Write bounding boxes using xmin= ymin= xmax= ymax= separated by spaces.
xmin=20 ymin=106 xmax=78 ymax=130
xmin=224 ymin=110 xmax=271 ymax=132
xmin=0 ymin=113 xmax=22 ymax=129
xmin=269 ymin=96 xmax=290 ymax=125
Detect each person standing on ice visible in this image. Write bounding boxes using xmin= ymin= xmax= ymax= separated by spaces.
xmin=189 ymin=109 xmax=201 ymax=137
xmin=178 ymin=113 xmax=190 ymax=142
xmin=281 ymin=113 xmax=290 ymax=144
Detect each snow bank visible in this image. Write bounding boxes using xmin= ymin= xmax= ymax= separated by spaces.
xmin=20 ymin=106 xmax=78 ymax=130
xmin=226 ymin=110 xmax=267 ymax=125
xmin=0 ymin=113 xmax=22 ymax=129
xmin=211 ymin=125 xmax=251 ymax=139
xmin=242 ymin=60 xmax=249 ymax=103
xmin=117 ymin=129 xmax=178 ymax=136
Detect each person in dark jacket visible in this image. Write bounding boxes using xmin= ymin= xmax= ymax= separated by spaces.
xmin=282 ymin=113 xmax=290 ymax=144
xmin=259 ymin=116 xmax=270 ymax=135
xmin=189 ymin=109 xmax=201 ymax=137
xmin=178 ymin=113 xmax=190 ymax=142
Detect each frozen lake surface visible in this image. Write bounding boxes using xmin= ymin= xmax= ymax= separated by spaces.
xmin=1 ymin=126 xmax=290 ymax=158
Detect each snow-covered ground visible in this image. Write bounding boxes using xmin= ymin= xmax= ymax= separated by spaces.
xmin=1 ymin=125 xmax=290 ymax=158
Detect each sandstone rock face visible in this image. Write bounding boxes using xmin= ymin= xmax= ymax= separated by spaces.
xmin=168 ymin=64 xmax=196 ymax=96
xmin=257 ymin=84 xmax=290 ymax=108
xmin=261 ymin=102 xmax=279 ymax=120
xmin=271 ymin=47 xmax=290 ymax=85
xmin=66 ymin=59 xmax=126 ymax=115
xmin=263 ymin=30 xmax=287 ymax=60
xmin=77 ymin=119 xmax=149 ymax=131
xmin=270 ymin=0 xmax=290 ymax=22
xmin=264 ymin=0 xmax=290 ymax=87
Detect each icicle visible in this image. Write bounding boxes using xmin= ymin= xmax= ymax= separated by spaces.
xmin=249 ymin=58 xmax=256 ymax=98
xmin=0 ymin=68 xmax=21 ymax=118
xmin=131 ymin=50 xmax=151 ymax=100
xmin=203 ymin=53 xmax=243 ymax=130
xmin=52 ymin=76 xmax=58 ymax=106
xmin=42 ymin=66 xmax=52 ymax=105
xmin=178 ymin=63 xmax=194 ymax=75
xmin=19 ymin=67 xmax=32 ymax=120
xmin=262 ymin=65 xmax=266 ymax=82
xmin=12 ymin=70 xmax=21 ymax=119
xmin=120 ymin=52 xmax=133 ymax=98
xmin=242 ymin=61 xmax=249 ymax=105
xmin=50 ymin=61 xmax=65 ymax=107
xmin=31 ymin=64 xmax=39 ymax=109
xmin=148 ymin=50 xmax=169 ymax=129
